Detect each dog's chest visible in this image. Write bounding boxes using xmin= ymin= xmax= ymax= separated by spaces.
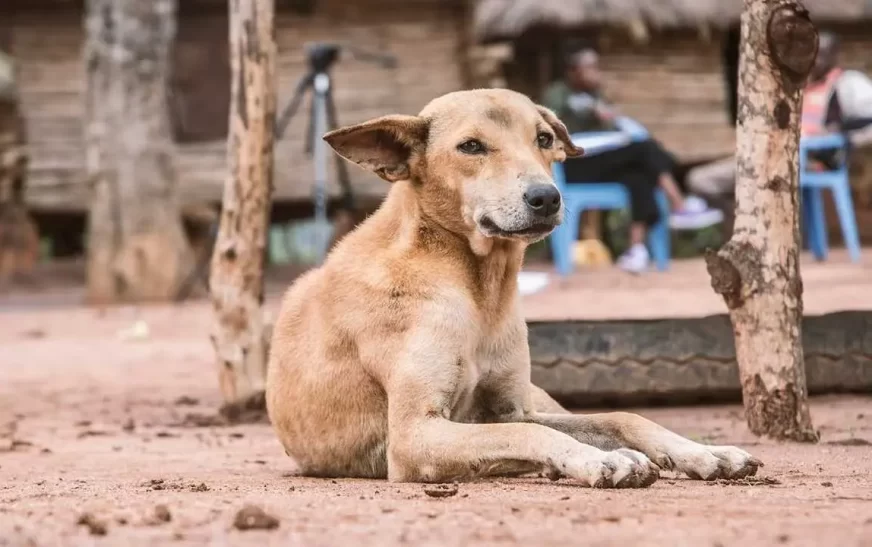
xmin=448 ymin=333 xmax=519 ymax=422
xmin=428 ymin=286 xmax=525 ymax=422
xmin=448 ymin=354 xmax=487 ymax=420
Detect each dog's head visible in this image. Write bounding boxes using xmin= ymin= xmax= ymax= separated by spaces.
xmin=323 ymin=89 xmax=582 ymax=244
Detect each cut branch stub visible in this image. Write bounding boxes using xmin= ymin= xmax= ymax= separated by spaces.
xmin=705 ymin=242 xmax=767 ymax=311
xmin=746 ymin=376 xmax=820 ymax=442
xmin=767 ymin=4 xmax=819 ymax=88
xmin=704 ymin=248 xmax=744 ymax=309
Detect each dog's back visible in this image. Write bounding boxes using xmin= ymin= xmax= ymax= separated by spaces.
xmin=267 ymin=187 xmax=427 ymax=478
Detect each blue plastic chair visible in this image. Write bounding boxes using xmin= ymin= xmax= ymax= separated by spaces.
xmin=549 ymin=117 xmax=671 ymax=275
xmin=799 ymin=133 xmax=861 ymax=263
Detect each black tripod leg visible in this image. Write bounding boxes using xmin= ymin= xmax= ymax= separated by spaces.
xmin=305 ymin=89 xmax=316 ymax=156
xmin=275 ymin=73 xmax=314 ymax=140
xmin=325 ymin=88 xmax=356 ymax=211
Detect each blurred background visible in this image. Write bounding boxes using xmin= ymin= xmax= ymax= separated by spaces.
xmin=2 ymin=5 xmax=871 ymax=544
xmin=2 ymin=0 xmax=871 ymax=287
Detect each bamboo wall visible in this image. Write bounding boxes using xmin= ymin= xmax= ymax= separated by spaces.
xmin=601 ymin=25 xmax=872 ymax=163
xmin=500 ymin=24 xmax=872 ymax=164
xmin=596 ymin=31 xmax=734 ymax=163
xmin=11 ymin=6 xmax=872 ymax=213
xmin=10 ymin=0 xmax=467 ymax=213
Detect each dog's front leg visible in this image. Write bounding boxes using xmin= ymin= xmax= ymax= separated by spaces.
xmin=529 ymin=411 xmax=763 ymax=481
xmin=384 ymin=351 xmax=656 ymax=487
xmin=387 ymin=407 xmax=657 ymax=488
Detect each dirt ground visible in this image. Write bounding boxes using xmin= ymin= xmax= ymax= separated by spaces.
xmin=522 ymin=248 xmax=872 ymax=321
xmin=2 ymin=302 xmax=872 ymax=546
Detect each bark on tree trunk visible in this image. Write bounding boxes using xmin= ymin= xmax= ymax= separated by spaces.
xmin=209 ymin=0 xmax=276 ymax=413
xmin=705 ymin=0 xmax=819 ymax=442
xmin=84 ymin=0 xmax=193 ymax=304
xmin=0 ymin=90 xmax=39 ymax=287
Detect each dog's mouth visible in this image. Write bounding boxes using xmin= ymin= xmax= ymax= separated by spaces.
xmin=478 ymin=216 xmax=557 ymax=239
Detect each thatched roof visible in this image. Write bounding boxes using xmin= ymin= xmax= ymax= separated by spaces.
xmin=474 ymin=0 xmax=872 ymax=41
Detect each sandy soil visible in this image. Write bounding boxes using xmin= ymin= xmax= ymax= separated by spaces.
xmin=2 ymin=303 xmax=872 ymax=546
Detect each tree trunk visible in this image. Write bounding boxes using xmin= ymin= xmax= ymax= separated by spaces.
xmin=84 ymin=0 xmax=193 ymax=304
xmin=209 ymin=0 xmax=276 ymax=412
xmin=705 ymin=0 xmax=818 ymax=442
xmin=0 ymin=67 xmax=39 ymax=287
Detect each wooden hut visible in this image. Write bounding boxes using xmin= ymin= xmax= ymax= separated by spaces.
xmin=471 ymin=0 xmax=872 ymax=165
xmin=3 ymin=0 xmax=470 ymax=235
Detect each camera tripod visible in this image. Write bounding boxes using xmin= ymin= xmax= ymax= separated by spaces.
xmin=274 ymin=42 xmax=396 ymax=264
xmin=175 ymin=42 xmax=395 ymax=302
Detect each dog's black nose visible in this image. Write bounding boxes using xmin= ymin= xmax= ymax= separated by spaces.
xmin=523 ymin=185 xmax=561 ymax=217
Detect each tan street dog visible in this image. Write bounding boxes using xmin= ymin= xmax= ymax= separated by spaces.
xmin=266 ymin=89 xmax=762 ymax=487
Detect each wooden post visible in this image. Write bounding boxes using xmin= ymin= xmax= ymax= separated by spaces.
xmin=705 ymin=0 xmax=818 ymax=442
xmin=209 ymin=0 xmax=276 ymax=413
xmin=83 ymin=0 xmax=193 ymax=303
xmin=0 ymin=58 xmax=39 ymax=287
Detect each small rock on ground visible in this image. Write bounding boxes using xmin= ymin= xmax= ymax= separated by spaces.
xmin=233 ymin=505 xmax=280 ymax=531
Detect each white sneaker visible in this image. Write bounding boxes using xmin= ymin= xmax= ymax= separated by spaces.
xmin=617 ymin=244 xmax=650 ymax=274
xmin=669 ymin=195 xmax=724 ymax=231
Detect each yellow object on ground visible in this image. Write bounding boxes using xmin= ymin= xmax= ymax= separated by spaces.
xmin=573 ymin=239 xmax=613 ymax=268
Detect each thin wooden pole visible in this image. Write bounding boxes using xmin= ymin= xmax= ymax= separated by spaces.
xmin=209 ymin=0 xmax=277 ymax=414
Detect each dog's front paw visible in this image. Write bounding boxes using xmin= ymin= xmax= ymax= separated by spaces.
xmin=657 ymin=443 xmax=763 ymax=481
xmin=568 ymin=449 xmax=660 ymax=488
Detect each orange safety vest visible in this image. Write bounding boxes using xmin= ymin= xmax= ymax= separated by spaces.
xmin=801 ymin=68 xmax=843 ymax=134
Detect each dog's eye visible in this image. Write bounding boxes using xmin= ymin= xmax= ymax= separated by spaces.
xmin=457 ymin=139 xmax=486 ymax=155
xmin=537 ymin=132 xmax=554 ymax=149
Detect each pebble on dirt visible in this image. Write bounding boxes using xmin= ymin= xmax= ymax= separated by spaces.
xmin=153 ymin=504 xmax=172 ymax=523
xmin=142 ymin=504 xmax=172 ymax=526
xmin=233 ymin=504 xmax=280 ymax=531
xmin=77 ymin=512 xmax=108 ymax=536
xmin=174 ymin=395 xmax=200 ymax=406
xmin=423 ymin=484 xmax=459 ymax=498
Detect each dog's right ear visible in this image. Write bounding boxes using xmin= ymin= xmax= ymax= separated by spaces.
xmin=536 ymin=105 xmax=583 ymax=161
xmin=323 ymin=115 xmax=429 ymax=183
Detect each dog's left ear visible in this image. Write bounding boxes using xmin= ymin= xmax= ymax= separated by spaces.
xmin=323 ymin=115 xmax=429 ymax=183
xmin=536 ymin=106 xmax=583 ymax=161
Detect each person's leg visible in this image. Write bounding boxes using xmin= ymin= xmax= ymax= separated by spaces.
xmin=562 ymin=143 xmax=661 ymax=233
xmin=844 ymin=117 xmax=872 ymax=150
xmin=562 ymin=142 xmax=648 ymax=180
xmin=615 ymin=170 xmax=659 ymax=274
xmin=561 ymin=145 xmax=659 ymax=273
xmin=687 ymin=157 xmax=738 ymax=241
xmin=686 ymin=156 xmax=737 ymax=197
xmin=636 ymin=140 xmax=725 ymax=230
xmin=657 ymin=173 xmax=686 ymax=210
xmin=842 ymin=117 xmax=872 ymax=132
xmin=633 ymin=139 xmax=685 ymax=209
xmin=807 ymin=119 xmax=872 ymax=169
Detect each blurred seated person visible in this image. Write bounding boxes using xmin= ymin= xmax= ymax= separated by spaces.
xmin=543 ymin=46 xmax=723 ymax=273
xmin=688 ymin=30 xmax=872 ymax=200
